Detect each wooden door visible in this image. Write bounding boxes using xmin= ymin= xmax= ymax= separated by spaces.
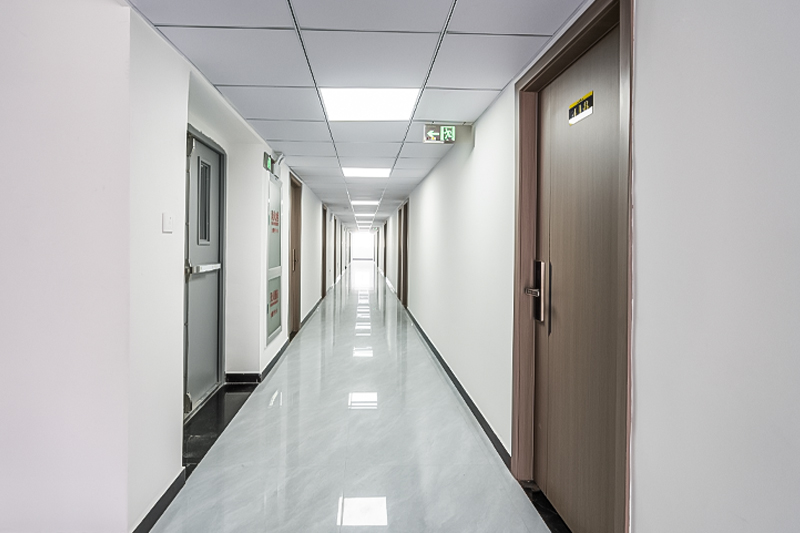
xmin=534 ymin=26 xmax=626 ymax=533
xmin=289 ymin=176 xmax=302 ymax=336
xmin=321 ymin=206 xmax=327 ymax=297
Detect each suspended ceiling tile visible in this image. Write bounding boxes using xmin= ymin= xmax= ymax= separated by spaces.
xmin=330 ymin=122 xmax=410 ymax=143
xmin=131 ymin=0 xmax=294 ymax=27
xmin=159 ymin=28 xmax=312 ymax=86
xmin=399 ymin=142 xmax=454 ymax=158
xmin=427 ymin=34 xmax=550 ymax=90
xmin=336 ymin=143 xmax=402 ymax=158
xmin=394 ymin=157 xmax=440 ymax=169
xmin=390 ymin=168 xmax=429 ymax=179
xmin=339 ymin=157 xmax=396 ymax=169
xmin=448 ymin=0 xmax=585 ymax=35
xmin=414 ymin=89 xmax=501 ymax=123
xmin=284 ymin=155 xmax=340 ymax=167
xmin=291 ymin=0 xmax=451 ymax=32
xmin=303 ymin=31 xmax=438 ymax=88
xmin=289 ymin=166 xmax=343 ymax=177
xmin=219 ymin=87 xmax=324 ymax=120
xmin=268 ymin=141 xmax=336 ymax=157
xmin=251 ymin=120 xmax=331 ymax=142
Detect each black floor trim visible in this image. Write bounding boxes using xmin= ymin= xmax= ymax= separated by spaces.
xmin=406 ymin=310 xmax=512 ymax=468
xmin=132 ymin=470 xmax=185 ymax=533
xmin=225 ymin=337 xmax=290 ymax=384
xmin=301 ymin=297 xmax=324 ymax=328
xmin=524 ymin=486 xmax=574 ymax=533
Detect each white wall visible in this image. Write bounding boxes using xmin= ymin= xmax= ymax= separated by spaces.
xmin=407 ymin=90 xmax=516 ymax=450
xmin=0 ymin=1 xmax=131 ymax=531
xmin=300 ymin=185 xmax=323 ymax=319
xmin=325 ymin=211 xmax=335 ymax=291
xmin=631 ymin=1 xmax=800 ymax=530
xmin=128 ymin=14 xmax=190 ymax=530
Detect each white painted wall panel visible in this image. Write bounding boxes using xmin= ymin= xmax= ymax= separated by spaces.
xmin=301 ymin=185 xmax=323 ymax=320
xmin=631 ymin=1 xmax=800 ymax=530
xmin=0 ymin=1 xmax=131 ymax=530
xmin=406 ymin=87 xmax=516 ymax=451
xmin=128 ymin=13 xmax=190 ymax=530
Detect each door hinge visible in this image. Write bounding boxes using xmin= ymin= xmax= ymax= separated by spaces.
xmin=187 ymin=136 xmax=195 ymax=157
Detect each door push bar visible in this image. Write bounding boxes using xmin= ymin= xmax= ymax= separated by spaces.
xmin=525 ymin=260 xmax=547 ymax=323
xmin=185 ymin=261 xmax=221 ymax=281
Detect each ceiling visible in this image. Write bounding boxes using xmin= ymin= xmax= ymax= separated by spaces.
xmin=129 ymin=0 xmax=586 ymax=229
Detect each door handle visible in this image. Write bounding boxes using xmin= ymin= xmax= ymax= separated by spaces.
xmin=526 ymin=260 xmax=546 ymax=323
xmin=191 ymin=263 xmax=221 ymax=274
xmin=185 ymin=261 xmax=221 ymax=280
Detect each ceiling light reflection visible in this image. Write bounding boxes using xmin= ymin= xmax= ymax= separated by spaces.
xmin=336 ymin=496 xmax=388 ymax=526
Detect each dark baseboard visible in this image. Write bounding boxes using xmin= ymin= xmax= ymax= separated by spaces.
xmin=132 ymin=469 xmax=186 ymax=533
xmin=300 ymin=297 xmax=323 ymax=328
xmin=225 ymin=336 xmax=291 ymax=384
xmin=225 ymin=372 xmax=261 ymax=384
xmin=406 ymin=310 xmax=512 ymax=469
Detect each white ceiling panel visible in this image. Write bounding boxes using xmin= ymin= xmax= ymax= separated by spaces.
xmin=131 ymin=0 xmax=293 ymax=27
xmin=251 ymin=120 xmax=331 ymax=142
xmin=330 ymin=122 xmax=410 ymax=143
xmin=304 ymin=31 xmax=439 ymax=88
xmin=268 ymin=141 xmax=335 ymax=157
xmin=394 ymin=158 xmax=440 ymax=170
xmin=390 ymin=168 xmax=429 ymax=179
xmin=336 ymin=143 xmax=402 ymax=158
xmin=414 ymin=89 xmax=501 ymax=123
xmin=399 ymin=142 xmax=454 ymax=158
xmin=289 ymin=166 xmax=343 ymax=177
xmin=292 ymin=0 xmax=452 ymax=32
xmin=448 ymin=0 xmax=585 ymax=35
xmin=284 ymin=155 xmax=339 ymax=167
xmin=427 ymin=34 xmax=550 ymax=89
xmin=339 ymin=157 xmax=396 ymax=169
xmin=160 ymin=28 xmax=312 ymax=86
xmin=219 ymin=87 xmax=324 ymax=120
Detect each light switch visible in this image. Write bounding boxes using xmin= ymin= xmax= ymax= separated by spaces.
xmin=162 ymin=213 xmax=174 ymax=234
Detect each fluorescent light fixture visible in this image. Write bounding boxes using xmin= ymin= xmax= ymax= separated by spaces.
xmin=337 ymin=497 xmax=388 ymax=526
xmin=351 ymin=201 xmax=380 ymax=206
xmin=321 ymin=88 xmax=418 ymax=121
xmin=343 ymin=168 xmax=391 ymax=178
xmin=348 ymin=392 xmax=378 ymax=410
xmin=354 ymin=213 xmax=374 ymax=218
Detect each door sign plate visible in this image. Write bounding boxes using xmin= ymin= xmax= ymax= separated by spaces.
xmin=568 ymin=91 xmax=594 ymax=125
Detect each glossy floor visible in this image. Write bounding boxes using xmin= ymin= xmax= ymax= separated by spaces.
xmin=153 ymin=261 xmax=550 ymax=533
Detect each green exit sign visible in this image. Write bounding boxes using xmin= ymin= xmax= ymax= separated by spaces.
xmin=263 ymin=153 xmax=276 ymax=173
xmin=424 ymin=124 xmax=456 ymax=144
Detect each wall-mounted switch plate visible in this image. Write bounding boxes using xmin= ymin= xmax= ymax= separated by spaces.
xmin=162 ymin=213 xmax=174 ymax=234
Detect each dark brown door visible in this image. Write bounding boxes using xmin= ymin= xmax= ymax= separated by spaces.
xmin=397 ymin=202 xmax=409 ymax=307
xmin=321 ymin=206 xmax=327 ymax=298
xmin=289 ymin=176 xmax=302 ymax=337
xmin=534 ymin=26 xmax=626 ymax=533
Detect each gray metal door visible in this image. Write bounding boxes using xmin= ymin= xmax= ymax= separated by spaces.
xmin=185 ymin=137 xmax=222 ymax=412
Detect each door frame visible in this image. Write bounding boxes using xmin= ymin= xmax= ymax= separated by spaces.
xmin=289 ymin=174 xmax=302 ymax=337
xmin=321 ymin=205 xmax=327 ymax=297
xmin=184 ymin=124 xmax=227 ymax=419
xmin=397 ymin=202 xmax=409 ymax=307
xmin=510 ymin=0 xmax=632 ymax=529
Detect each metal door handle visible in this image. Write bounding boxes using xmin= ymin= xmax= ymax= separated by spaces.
xmin=529 ymin=260 xmax=546 ymax=323
xmin=525 ymin=288 xmax=540 ymax=297
xmin=292 ymin=249 xmax=296 ymax=272
xmin=187 ymin=262 xmax=221 ymax=276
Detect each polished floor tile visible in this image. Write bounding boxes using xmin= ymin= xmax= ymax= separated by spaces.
xmin=152 ymin=261 xmax=549 ymax=533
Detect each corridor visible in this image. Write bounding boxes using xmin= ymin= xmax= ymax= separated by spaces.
xmin=152 ymin=261 xmax=547 ymax=533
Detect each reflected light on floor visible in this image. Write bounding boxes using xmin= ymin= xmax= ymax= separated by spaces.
xmin=352 ymin=270 xmax=375 ymax=290
xmin=348 ymin=392 xmax=378 ymax=409
xmin=336 ymin=497 xmax=388 ymax=526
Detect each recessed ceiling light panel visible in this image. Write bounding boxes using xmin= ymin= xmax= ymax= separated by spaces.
xmin=343 ymin=168 xmax=391 ymax=178
xmin=351 ymin=200 xmax=381 ymax=206
xmin=321 ymin=88 xmax=419 ymax=121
